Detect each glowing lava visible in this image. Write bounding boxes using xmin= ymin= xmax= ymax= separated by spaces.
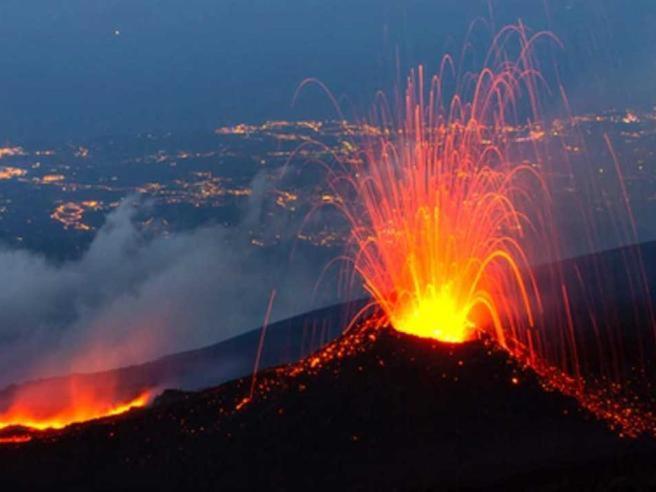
xmin=392 ymin=284 xmax=475 ymax=343
xmin=0 ymin=382 xmax=151 ymax=432
xmin=331 ymin=28 xmax=547 ymax=348
xmin=324 ymin=23 xmax=656 ymax=437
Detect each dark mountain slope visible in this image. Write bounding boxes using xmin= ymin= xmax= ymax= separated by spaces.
xmin=1 ymin=324 xmax=655 ymax=490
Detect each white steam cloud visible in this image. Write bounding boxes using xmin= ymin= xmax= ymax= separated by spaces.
xmin=0 ymin=196 xmax=339 ymax=387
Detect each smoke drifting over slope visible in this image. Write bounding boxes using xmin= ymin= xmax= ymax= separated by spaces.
xmin=0 ymin=197 xmax=339 ymax=387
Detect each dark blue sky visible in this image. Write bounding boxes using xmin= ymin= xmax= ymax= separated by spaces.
xmin=0 ymin=0 xmax=654 ymax=142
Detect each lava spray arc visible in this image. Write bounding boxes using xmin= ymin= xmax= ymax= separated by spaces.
xmin=323 ymin=24 xmax=656 ymax=437
xmin=334 ymin=24 xmax=558 ymax=348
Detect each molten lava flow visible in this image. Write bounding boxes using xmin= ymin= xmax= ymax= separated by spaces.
xmin=0 ymin=435 xmax=32 ymax=444
xmin=0 ymin=379 xmax=151 ymax=432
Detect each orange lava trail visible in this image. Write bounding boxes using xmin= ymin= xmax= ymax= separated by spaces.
xmin=0 ymin=390 xmax=151 ymax=433
xmin=250 ymin=289 xmax=278 ymax=400
xmin=0 ymin=435 xmax=32 ymax=445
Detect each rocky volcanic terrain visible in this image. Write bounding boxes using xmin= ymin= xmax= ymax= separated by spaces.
xmin=1 ymin=322 xmax=655 ymax=491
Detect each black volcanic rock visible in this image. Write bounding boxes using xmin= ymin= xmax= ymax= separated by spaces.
xmin=1 ymin=325 xmax=655 ymax=491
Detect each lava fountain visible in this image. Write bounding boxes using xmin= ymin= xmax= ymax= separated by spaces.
xmin=333 ymin=25 xmax=550 ymax=347
xmin=323 ymin=23 xmax=656 ymax=437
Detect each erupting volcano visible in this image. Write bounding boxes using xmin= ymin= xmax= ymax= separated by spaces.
xmin=334 ymin=27 xmax=552 ymax=348
xmin=2 ymin=1 xmax=656 ymax=489
xmin=325 ymin=23 xmax=656 ymax=438
xmin=326 ymin=26 xmax=551 ymax=352
xmin=4 ymin=23 xmax=653 ymax=448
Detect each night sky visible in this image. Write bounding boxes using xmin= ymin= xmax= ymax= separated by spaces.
xmin=0 ymin=0 xmax=654 ymax=142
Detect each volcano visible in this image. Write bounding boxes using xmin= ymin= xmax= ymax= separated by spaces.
xmin=1 ymin=315 xmax=656 ymax=489
xmin=2 ymin=243 xmax=656 ymax=490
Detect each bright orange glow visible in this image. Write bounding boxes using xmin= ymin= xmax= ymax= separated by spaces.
xmin=325 ymin=23 xmax=656 ymax=437
xmin=332 ymin=28 xmax=546 ymax=347
xmin=346 ymin=119 xmax=541 ymax=346
xmin=0 ymin=383 xmax=151 ymax=431
xmin=0 ymin=434 xmax=32 ymax=444
xmin=391 ymin=284 xmax=475 ymax=343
